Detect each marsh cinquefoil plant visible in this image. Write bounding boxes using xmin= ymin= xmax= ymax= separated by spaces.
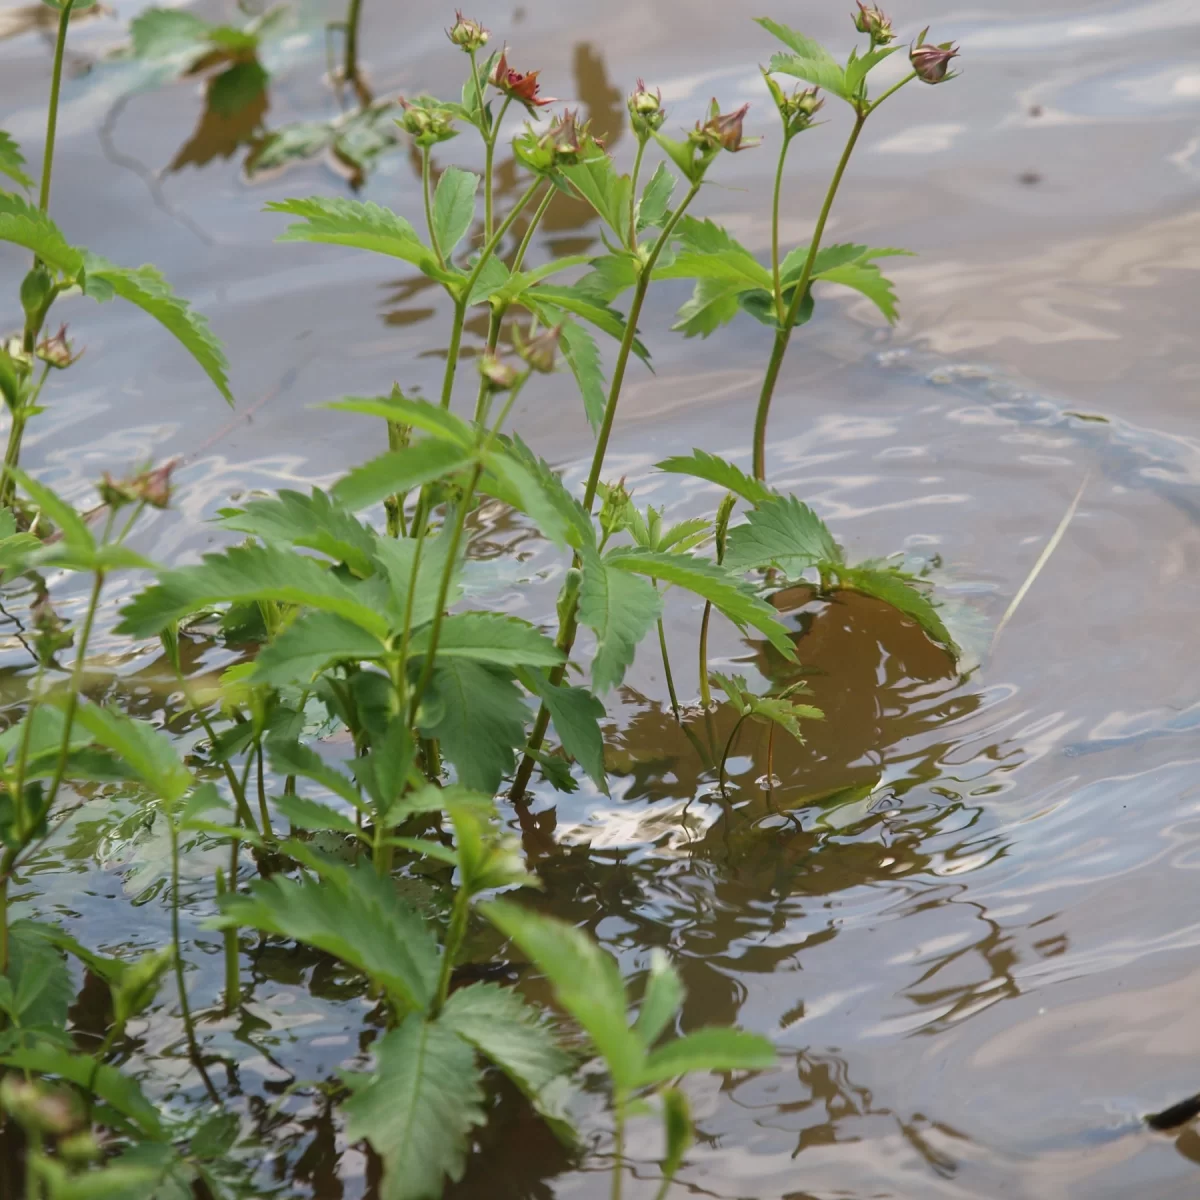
xmin=0 ymin=4 xmax=961 ymax=1197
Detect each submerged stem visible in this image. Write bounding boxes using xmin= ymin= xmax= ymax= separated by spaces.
xmin=751 ymin=112 xmax=867 ymax=482
xmin=719 ymin=713 xmax=750 ymax=792
xmin=697 ymin=602 xmax=713 ymax=709
xmin=656 ymin=616 xmax=680 ymax=722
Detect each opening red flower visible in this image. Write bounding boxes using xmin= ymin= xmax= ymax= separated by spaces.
xmin=490 ymin=49 xmax=556 ymax=114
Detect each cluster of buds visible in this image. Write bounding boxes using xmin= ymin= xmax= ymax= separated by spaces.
xmin=910 ymin=28 xmax=960 ymax=83
xmin=446 ymin=10 xmax=489 ymax=53
xmin=598 ymin=478 xmax=633 ymax=542
xmin=35 ymin=324 xmax=83 ymax=370
xmin=628 ymin=80 xmax=666 ymax=139
xmin=513 ymin=110 xmax=600 ymax=174
xmin=98 ymin=459 xmax=177 ymax=511
xmin=397 ymin=95 xmax=459 ymax=147
xmin=514 ymin=324 xmax=561 ymax=375
xmin=490 ymin=49 xmax=556 ymax=115
xmin=31 ymin=594 xmax=73 ymax=665
xmin=764 ymin=74 xmax=824 ymax=137
xmin=853 ymin=2 xmax=895 ymax=44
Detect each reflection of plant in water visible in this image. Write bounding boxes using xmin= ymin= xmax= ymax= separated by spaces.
xmin=0 ymin=3 xmax=972 ymax=1196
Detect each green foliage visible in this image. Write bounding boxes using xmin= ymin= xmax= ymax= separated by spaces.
xmin=0 ymin=130 xmax=33 ymax=192
xmin=724 ymin=493 xmax=842 ymax=576
xmin=757 ymin=18 xmax=849 ymax=99
xmin=559 ymin=156 xmax=632 ymax=242
xmin=710 ymin=673 xmax=823 ymax=746
xmin=0 ymin=193 xmax=82 ymax=275
xmin=432 ymin=166 xmax=479 ymax=257
xmin=578 ymin=548 xmax=662 ymax=694
xmin=557 ymin=319 xmax=606 ymax=431
xmin=832 ymin=562 xmax=958 ymax=653
xmin=656 ymin=449 xmax=773 ymax=506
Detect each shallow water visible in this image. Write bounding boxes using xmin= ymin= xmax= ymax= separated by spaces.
xmin=3 ymin=0 xmax=1200 ymax=1196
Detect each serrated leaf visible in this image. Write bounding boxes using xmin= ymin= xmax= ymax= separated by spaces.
xmin=781 ymin=242 xmax=912 ymax=285
xmin=724 ymin=494 xmax=842 ymax=576
xmin=0 ymin=1046 xmax=165 ymax=1138
xmin=0 ymin=193 xmax=82 ymax=275
xmin=218 ymin=488 xmax=378 ymax=577
xmin=216 ymin=865 xmax=439 ymax=1010
xmin=605 ymin=547 xmax=796 ymax=661
xmin=117 ymin=543 xmax=390 ymax=640
xmin=490 ymin=254 xmax=596 ymax=306
xmin=267 ymin=196 xmax=458 ymax=286
xmin=560 ymin=156 xmax=632 ymax=241
xmin=81 ymin=256 xmax=232 ymax=403
xmin=7 ymin=922 xmax=71 ymax=1032
xmin=252 ymin=611 xmax=388 ymax=686
xmin=409 ymin=612 xmax=562 ymax=669
xmin=419 ymin=659 xmax=527 ymax=793
xmin=0 ymin=130 xmax=33 ymax=192
xmin=578 ymin=548 xmax=661 ymax=694
xmin=833 ymin=563 xmax=957 ymax=653
xmin=656 ymin=449 xmax=772 ymax=507
xmin=466 ymin=254 xmax=510 ymax=307
xmin=814 ymin=260 xmax=900 ymax=323
xmin=558 ymin=319 xmax=606 ymax=432
xmin=671 ymin=277 xmax=748 ymax=338
xmin=482 ymin=901 xmax=644 ymax=1091
xmin=844 ymin=43 xmax=903 ymax=95
xmin=63 ymin=699 xmax=193 ymax=805
xmin=639 ymin=1026 xmax=775 ymax=1085
xmin=757 ymin=18 xmax=848 ymax=98
xmin=635 ymin=950 xmax=683 ymax=1048
xmin=344 ymin=1014 xmax=485 ymax=1200
xmin=523 ymin=668 xmax=608 ymax=794
xmin=266 ymin=739 xmax=365 ymax=811
xmin=480 ymin=435 xmax=594 ymax=551
xmin=527 ymin=285 xmax=650 ymax=365
xmin=327 ymin=393 xmax=475 ymax=448
xmin=331 ymin=441 xmax=474 ymax=512
xmin=636 ymin=163 xmax=676 ymax=232
xmin=432 ymin=166 xmax=478 ymax=257
xmin=9 ymin=468 xmax=94 ymax=552
xmin=575 ymin=253 xmax=639 ymax=302
xmin=272 ymin=792 xmax=362 ymax=837
xmin=441 ymin=982 xmax=575 ymax=1137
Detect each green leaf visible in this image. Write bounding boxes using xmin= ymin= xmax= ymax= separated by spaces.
xmin=635 ymin=950 xmax=683 ymax=1048
xmin=6 ymin=922 xmax=72 ymax=1033
xmin=636 ymin=163 xmax=676 ymax=233
xmin=252 ymin=611 xmax=388 ymax=686
xmin=327 ymin=393 xmax=474 ymax=448
xmin=208 ymin=59 xmax=269 ymax=118
xmin=419 ymin=659 xmax=528 ymax=793
xmin=559 ymin=156 xmax=632 ymax=241
xmin=441 ymin=982 xmax=575 ymax=1137
xmin=527 ymin=285 xmax=651 ymax=365
xmin=833 ymin=563 xmax=957 ymax=653
xmin=216 ymin=865 xmax=439 ymax=1010
xmin=267 ymin=739 xmax=365 ymax=811
xmin=0 ymin=1046 xmax=165 ymax=1138
xmin=724 ymin=494 xmax=842 ymax=576
xmin=117 ymin=543 xmax=390 ymax=640
xmin=9 ymin=468 xmax=94 ymax=553
xmin=712 ymin=674 xmax=822 ymax=742
xmin=466 ymin=255 xmax=510 ymax=307
xmin=331 ymin=441 xmax=474 ymax=512
xmin=672 ymin=277 xmax=748 ymax=339
xmin=482 ymin=901 xmax=644 ymax=1091
xmin=272 ymin=792 xmax=362 ymax=837
xmin=605 ymin=547 xmax=796 ymax=662
xmin=480 ymin=443 xmax=576 ymax=550
xmin=490 ymin=254 xmax=596 ymax=306
xmin=267 ymin=197 xmax=458 ymax=286
xmin=575 ymin=254 xmax=639 ymax=303
xmin=432 ymin=166 xmax=479 ymax=256
xmin=844 ymin=43 xmax=903 ymax=95
xmin=558 ymin=319 xmax=606 ymax=432
xmin=81 ymin=256 xmax=232 ymax=404
xmin=524 ymin=670 xmax=608 ymax=794
xmin=0 ymin=130 xmax=33 ymax=192
xmin=409 ymin=612 xmax=562 ymax=669
xmin=247 ymin=122 xmax=334 ymax=175
xmin=813 ymin=260 xmax=901 ymax=323
xmin=660 ymin=1086 xmax=694 ymax=1182
xmin=32 ymin=1159 xmax=164 ymax=1199
xmin=667 ymin=217 xmax=769 ymax=275
xmin=658 ymin=441 xmax=774 ymax=503
xmin=343 ymin=1014 xmax=485 ymax=1200
xmin=757 ymin=18 xmax=848 ymax=98
xmin=639 ymin=1027 xmax=775 ymax=1085
xmin=64 ymin=700 xmax=193 ymax=805
xmin=578 ymin=548 xmax=662 ymax=693
xmin=218 ymin=487 xmax=378 ymax=577
xmin=0 ymin=193 xmax=82 ymax=276
xmin=128 ymin=7 xmax=211 ymax=60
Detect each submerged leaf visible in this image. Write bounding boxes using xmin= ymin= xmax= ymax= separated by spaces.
xmin=833 ymin=563 xmax=957 ymax=653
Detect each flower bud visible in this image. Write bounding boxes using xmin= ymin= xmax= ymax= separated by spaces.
xmin=139 ymin=460 xmax=176 ymax=509
xmin=0 ymin=1078 xmax=81 ymax=1137
xmin=692 ymin=99 xmax=760 ymax=155
xmin=490 ymin=49 xmax=556 ymax=115
xmin=910 ymin=31 xmax=960 ymax=84
xmin=478 ymin=353 xmax=520 ymax=392
xmin=397 ymin=95 xmax=459 ymax=147
xmin=515 ymin=324 xmax=561 ymax=374
xmin=628 ymin=79 xmax=665 ymax=137
xmin=32 ymin=594 xmax=73 ymax=665
xmin=446 ymin=10 xmax=489 ymax=52
xmin=35 ymin=324 xmax=83 ymax=370
xmin=853 ymin=2 xmax=894 ymax=43
xmin=513 ymin=110 xmax=601 ymax=174
xmin=764 ymin=72 xmax=824 ymax=136
xmin=599 ymin=477 xmax=633 ymax=540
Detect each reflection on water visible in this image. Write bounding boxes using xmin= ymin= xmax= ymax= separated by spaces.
xmin=4 ymin=0 xmax=1200 ymax=1195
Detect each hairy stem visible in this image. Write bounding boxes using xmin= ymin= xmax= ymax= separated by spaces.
xmin=751 ymin=112 xmax=867 ymax=482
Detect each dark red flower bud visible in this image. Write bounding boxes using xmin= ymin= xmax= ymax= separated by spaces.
xmin=695 ymin=100 xmax=760 ymax=154
xmin=853 ymin=2 xmax=894 ymax=43
xmin=490 ymin=49 xmax=557 ymax=115
xmin=446 ymin=10 xmax=489 ymax=52
xmin=35 ymin=324 xmax=83 ymax=370
xmin=910 ymin=32 xmax=960 ymax=84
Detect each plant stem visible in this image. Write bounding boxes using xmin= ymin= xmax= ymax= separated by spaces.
xmin=751 ymin=111 xmax=867 ymax=482
xmin=433 ymin=885 xmax=470 ymax=1015
xmin=342 ymin=0 xmax=363 ymax=91
xmin=656 ymin=616 xmax=680 ymax=722
xmin=422 ymin=146 xmax=446 ymax=269
xmin=255 ymin=742 xmax=272 ymax=839
xmin=697 ymin=603 xmax=713 ymax=709
xmin=628 ymin=138 xmax=647 ymax=248
xmin=770 ymin=132 xmax=792 ymax=321
xmin=216 ymin=865 xmax=239 ymax=1013
xmin=867 ymin=71 xmax=917 ymax=114
xmin=509 ymin=183 xmax=702 ymax=799
xmin=719 ymin=713 xmax=750 ymax=792
xmin=483 ymin=95 xmax=512 ymax=241
xmin=38 ymin=0 xmax=73 ymax=215
xmin=611 ymin=1098 xmax=627 ymax=1200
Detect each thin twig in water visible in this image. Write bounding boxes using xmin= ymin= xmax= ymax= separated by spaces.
xmin=992 ymin=470 xmax=1090 ymax=651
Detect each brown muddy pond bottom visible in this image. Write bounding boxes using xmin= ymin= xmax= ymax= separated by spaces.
xmin=3 ymin=0 xmax=1200 ymax=1196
